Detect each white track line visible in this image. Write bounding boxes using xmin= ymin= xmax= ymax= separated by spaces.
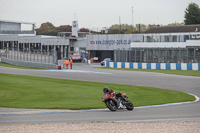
xmin=45 ymin=69 xmax=111 ymax=74
xmin=0 ymin=94 xmax=199 ymax=115
xmin=134 ymin=93 xmax=199 ymax=109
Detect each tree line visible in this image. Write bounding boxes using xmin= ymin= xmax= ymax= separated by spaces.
xmin=36 ymin=22 xmax=89 ymax=36
xmin=36 ymin=2 xmax=200 ymax=36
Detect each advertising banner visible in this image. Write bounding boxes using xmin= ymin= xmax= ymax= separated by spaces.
xmin=86 ymin=34 xmax=143 ymax=50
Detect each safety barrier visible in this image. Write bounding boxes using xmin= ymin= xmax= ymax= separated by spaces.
xmin=1 ymin=58 xmax=57 ymax=69
xmin=106 ymin=62 xmax=200 ymax=71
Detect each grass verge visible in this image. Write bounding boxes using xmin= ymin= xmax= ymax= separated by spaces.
xmin=0 ymin=73 xmax=195 ymax=109
xmin=0 ymin=62 xmax=44 ymax=70
xmin=98 ymin=67 xmax=200 ymax=77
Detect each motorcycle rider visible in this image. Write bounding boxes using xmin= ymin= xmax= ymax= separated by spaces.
xmin=102 ymin=87 xmax=134 ymax=111
xmin=103 ymin=87 xmax=121 ymax=97
xmin=103 ymin=87 xmax=125 ymax=109
xmin=103 ymin=87 xmax=114 ymax=95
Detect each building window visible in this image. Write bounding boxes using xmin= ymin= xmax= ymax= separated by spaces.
xmin=164 ymin=36 xmax=170 ymax=42
xmin=197 ymin=34 xmax=200 ymax=38
xmin=184 ymin=35 xmax=189 ymax=42
xmin=172 ymin=36 xmax=177 ymax=42
xmin=153 ymin=36 xmax=160 ymax=42
xmin=147 ymin=36 xmax=153 ymax=42
xmin=192 ymin=35 xmax=196 ymax=38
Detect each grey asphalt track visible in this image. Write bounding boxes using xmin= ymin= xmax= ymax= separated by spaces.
xmin=0 ymin=62 xmax=200 ymax=124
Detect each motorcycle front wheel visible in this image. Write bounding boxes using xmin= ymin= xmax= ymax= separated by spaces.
xmin=105 ymin=99 xmax=118 ymax=111
xmin=125 ymin=100 xmax=134 ymax=111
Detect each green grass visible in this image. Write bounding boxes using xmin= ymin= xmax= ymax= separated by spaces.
xmin=98 ymin=67 xmax=200 ymax=77
xmin=0 ymin=73 xmax=195 ymax=109
xmin=0 ymin=62 xmax=44 ymax=70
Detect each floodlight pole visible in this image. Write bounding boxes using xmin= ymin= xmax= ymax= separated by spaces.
xmin=132 ymin=6 xmax=134 ymax=28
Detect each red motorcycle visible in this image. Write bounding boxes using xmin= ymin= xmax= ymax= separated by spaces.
xmin=102 ymin=92 xmax=134 ymax=111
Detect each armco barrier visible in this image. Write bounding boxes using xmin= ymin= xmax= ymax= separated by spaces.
xmin=1 ymin=58 xmax=57 ymax=69
xmin=106 ymin=62 xmax=200 ymax=71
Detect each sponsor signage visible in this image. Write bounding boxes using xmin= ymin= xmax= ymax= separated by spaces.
xmin=87 ymin=34 xmax=143 ymax=50
xmin=90 ymin=39 xmax=131 ymax=45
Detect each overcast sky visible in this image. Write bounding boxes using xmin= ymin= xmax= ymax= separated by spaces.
xmin=0 ymin=0 xmax=200 ymax=31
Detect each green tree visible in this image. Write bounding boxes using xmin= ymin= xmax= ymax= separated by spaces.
xmin=55 ymin=25 xmax=71 ymax=32
xmin=108 ymin=24 xmax=134 ymax=34
xmin=184 ymin=2 xmax=200 ymax=25
xmin=36 ymin=23 xmax=72 ymax=36
xmin=36 ymin=22 xmax=56 ymax=36
xmin=167 ymin=22 xmax=184 ymax=26
xmin=79 ymin=28 xmax=89 ymax=32
xmin=135 ymin=24 xmax=147 ymax=32
xmin=40 ymin=22 xmax=55 ymax=28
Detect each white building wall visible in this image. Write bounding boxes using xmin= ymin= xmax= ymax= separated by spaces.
xmin=131 ymin=42 xmax=187 ymax=48
xmin=0 ymin=22 xmax=21 ymax=31
xmin=73 ymin=39 xmax=87 ymax=53
xmin=74 ymin=39 xmax=87 ymax=47
xmin=72 ymin=21 xmax=78 ymax=37
xmin=131 ymin=40 xmax=200 ymax=48
xmin=0 ymin=35 xmax=69 ymax=46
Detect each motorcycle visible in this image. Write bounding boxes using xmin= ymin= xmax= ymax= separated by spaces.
xmin=102 ymin=92 xmax=134 ymax=111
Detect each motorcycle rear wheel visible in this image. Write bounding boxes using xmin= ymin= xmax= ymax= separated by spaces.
xmin=106 ymin=99 xmax=118 ymax=111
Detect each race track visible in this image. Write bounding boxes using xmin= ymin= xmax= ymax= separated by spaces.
xmin=0 ymin=63 xmax=200 ymax=124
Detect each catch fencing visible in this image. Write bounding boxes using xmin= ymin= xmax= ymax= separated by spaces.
xmin=0 ymin=49 xmax=58 ymax=69
xmin=114 ymin=47 xmax=200 ymax=63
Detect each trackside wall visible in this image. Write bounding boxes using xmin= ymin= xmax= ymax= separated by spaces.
xmin=106 ymin=62 xmax=200 ymax=71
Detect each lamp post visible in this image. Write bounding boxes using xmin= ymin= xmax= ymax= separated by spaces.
xmin=132 ymin=6 xmax=134 ymax=29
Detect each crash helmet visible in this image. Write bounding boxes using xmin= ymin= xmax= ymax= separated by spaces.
xmin=109 ymin=89 xmax=114 ymax=93
xmin=116 ymin=92 xmax=122 ymax=97
xmin=103 ymin=87 xmax=109 ymax=93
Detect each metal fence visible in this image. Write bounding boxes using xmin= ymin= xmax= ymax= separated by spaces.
xmin=1 ymin=58 xmax=57 ymax=69
xmin=114 ymin=47 xmax=200 ymax=63
xmin=0 ymin=48 xmax=58 ymax=69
